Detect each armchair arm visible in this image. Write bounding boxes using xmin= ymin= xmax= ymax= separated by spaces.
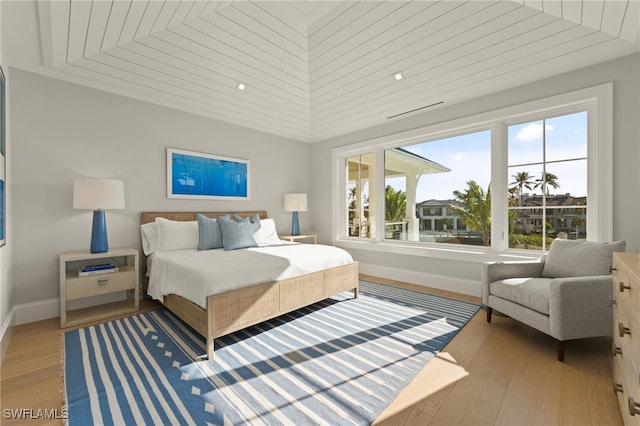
xmin=482 ymin=260 xmax=545 ymax=304
xmin=549 ymin=275 xmax=613 ymax=340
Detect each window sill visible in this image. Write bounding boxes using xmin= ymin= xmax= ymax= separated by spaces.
xmin=334 ymin=238 xmax=543 ymax=264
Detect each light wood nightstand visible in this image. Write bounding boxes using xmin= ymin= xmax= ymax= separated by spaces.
xmin=280 ymin=234 xmax=318 ymax=244
xmin=59 ymin=247 xmax=139 ymax=328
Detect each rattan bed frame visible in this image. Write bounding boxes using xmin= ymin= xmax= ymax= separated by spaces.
xmin=140 ymin=211 xmax=359 ymax=359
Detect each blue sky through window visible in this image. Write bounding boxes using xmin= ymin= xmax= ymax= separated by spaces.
xmin=386 ymin=111 xmax=586 ymax=202
xmin=386 ymin=130 xmax=491 ymax=201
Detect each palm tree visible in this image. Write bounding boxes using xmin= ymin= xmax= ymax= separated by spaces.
xmin=348 ymin=186 xmax=369 ymax=236
xmin=449 ymin=181 xmax=491 ymax=246
xmin=385 ymin=185 xmax=406 ymax=222
xmin=509 ymin=171 xmax=535 ymax=206
xmin=534 ymin=172 xmax=560 ymax=195
xmin=509 ymin=171 xmax=534 ymax=233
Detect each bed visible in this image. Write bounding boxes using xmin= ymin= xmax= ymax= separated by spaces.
xmin=140 ymin=211 xmax=359 ymax=359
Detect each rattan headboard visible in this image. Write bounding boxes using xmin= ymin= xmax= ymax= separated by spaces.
xmin=140 ymin=211 xmax=267 ymax=224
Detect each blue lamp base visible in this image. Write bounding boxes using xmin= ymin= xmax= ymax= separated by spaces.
xmin=291 ymin=211 xmax=300 ymax=236
xmin=90 ymin=210 xmax=109 ymax=253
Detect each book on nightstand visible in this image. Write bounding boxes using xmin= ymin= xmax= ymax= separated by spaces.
xmin=78 ymin=263 xmax=119 ymax=277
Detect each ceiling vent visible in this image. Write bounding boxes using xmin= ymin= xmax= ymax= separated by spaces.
xmin=387 ymin=101 xmax=444 ymax=119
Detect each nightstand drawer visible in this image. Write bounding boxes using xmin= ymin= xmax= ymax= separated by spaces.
xmin=66 ymin=269 xmax=135 ymax=300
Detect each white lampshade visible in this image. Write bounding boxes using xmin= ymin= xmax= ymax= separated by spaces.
xmin=73 ymin=178 xmax=125 ymax=210
xmin=284 ymin=193 xmax=307 ymax=212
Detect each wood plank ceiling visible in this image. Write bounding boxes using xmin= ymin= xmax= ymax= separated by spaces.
xmin=37 ymin=0 xmax=639 ymax=143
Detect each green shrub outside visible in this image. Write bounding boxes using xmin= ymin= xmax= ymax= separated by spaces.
xmin=509 ymin=233 xmax=553 ymax=250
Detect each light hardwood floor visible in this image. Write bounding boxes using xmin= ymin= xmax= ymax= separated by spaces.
xmin=1 ymin=275 xmax=622 ymax=426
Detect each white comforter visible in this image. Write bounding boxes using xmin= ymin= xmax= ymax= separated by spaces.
xmin=148 ymin=243 xmax=354 ymax=308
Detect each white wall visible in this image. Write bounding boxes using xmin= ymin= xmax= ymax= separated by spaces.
xmin=9 ymin=69 xmax=311 ymax=320
xmin=312 ymin=53 xmax=640 ymax=295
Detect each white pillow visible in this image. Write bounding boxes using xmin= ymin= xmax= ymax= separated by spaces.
xmin=253 ymin=226 xmax=266 ymax=246
xmin=140 ymin=222 xmax=159 ymax=255
xmin=155 ymin=218 xmax=199 ymax=252
xmin=260 ymin=219 xmax=281 ymax=244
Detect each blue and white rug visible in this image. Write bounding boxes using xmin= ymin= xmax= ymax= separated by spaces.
xmin=63 ymin=281 xmax=480 ymax=425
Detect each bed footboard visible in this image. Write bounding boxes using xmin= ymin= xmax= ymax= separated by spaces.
xmin=205 ymin=261 xmax=359 ymax=359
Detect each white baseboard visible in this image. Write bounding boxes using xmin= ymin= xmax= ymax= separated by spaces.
xmin=12 ymin=292 xmax=127 ymax=326
xmin=359 ymin=262 xmax=481 ymax=297
xmin=14 ymin=298 xmax=60 ymax=325
xmin=1 ymin=300 xmax=58 ymax=364
xmin=0 ymin=306 xmax=16 ymax=364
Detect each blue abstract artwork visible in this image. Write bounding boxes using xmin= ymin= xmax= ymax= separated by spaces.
xmin=0 ymin=65 xmax=4 ymax=247
xmin=167 ymin=148 xmax=249 ymax=199
xmin=0 ymin=178 xmax=4 ymax=242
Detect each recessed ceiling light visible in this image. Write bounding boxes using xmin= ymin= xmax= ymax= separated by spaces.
xmin=236 ymin=83 xmax=246 ymax=90
xmin=393 ymin=72 xmax=404 ymax=81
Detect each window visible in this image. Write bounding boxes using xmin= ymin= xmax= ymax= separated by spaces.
xmin=508 ymin=112 xmax=588 ymax=251
xmin=383 ymin=131 xmax=491 ymax=246
xmin=332 ymin=84 xmax=612 ymax=257
xmin=346 ymin=153 xmax=376 ymax=238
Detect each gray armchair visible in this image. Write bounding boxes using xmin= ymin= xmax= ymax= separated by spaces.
xmin=482 ymin=239 xmax=626 ymax=361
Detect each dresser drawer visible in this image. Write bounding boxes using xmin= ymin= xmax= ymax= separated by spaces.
xmin=622 ymin=353 xmax=640 ymax=425
xmin=614 ymin=349 xmax=640 ymax=426
xmin=614 ymin=353 xmax=628 ymax=422
xmin=615 ymin=296 xmax=640 ymax=371
xmin=66 ymin=270 xmax=136 ymax=300
xmin=616 ymin=265 xmax=640 ymax=324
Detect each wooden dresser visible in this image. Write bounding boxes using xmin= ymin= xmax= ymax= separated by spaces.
xmin=612 ymin=252 xmax=640 ymax=425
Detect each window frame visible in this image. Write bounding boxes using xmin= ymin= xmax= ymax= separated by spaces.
xmin=331 ymin=83 xmax=612 ymax=262
xmin=504 ymin=112 xmax=589 ymax=252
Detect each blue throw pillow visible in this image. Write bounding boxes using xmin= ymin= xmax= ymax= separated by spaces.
xmin=197 ymin=213 xmax=227 ymax=250
xmin=234 ymin=213 xmax=262 ymax=233
xmin=219 ymin=216 xmax=258 ymax=251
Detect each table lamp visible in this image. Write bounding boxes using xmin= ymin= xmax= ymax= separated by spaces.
xmin=73 ymin=178 xmax=125 ymax=253
xmin=284 ymin=193 xmax=307 ymax=236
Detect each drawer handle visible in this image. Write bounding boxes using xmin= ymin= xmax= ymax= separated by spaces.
xmin=609 ymin=296 xmax=617 ymax=307
xmin=629 ymin=397 xmax=640 ymax=416
xmin=611 ymin=266 xmax=617 ymax=272
xmin=614 ymin=380 xmax=624 ymax=394
xmin=620 ymin=322 xmax=631 ymax=337
xmin=620 ymin=282 xmax=631 ymax=292
xmin=612 ymin=343 xmax=623 ymax=356
xmin=97 ymin=277 xmax=109 ymax=286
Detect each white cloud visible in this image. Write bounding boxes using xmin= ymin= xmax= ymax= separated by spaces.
xmin=514 ymin=123 xmax=554 ymax=144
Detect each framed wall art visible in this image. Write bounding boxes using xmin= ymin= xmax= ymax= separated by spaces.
xmin=0 ymin=65 xmax=5 ymax=247
xmin=167 ymin=148 xmax=249 ymax=200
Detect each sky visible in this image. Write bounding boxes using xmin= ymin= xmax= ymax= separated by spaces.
xmin=386 ymin=111 xmax=587 ymax=202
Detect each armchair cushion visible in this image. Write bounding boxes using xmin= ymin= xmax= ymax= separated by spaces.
xmin=541 ymin=239 xmax=625 ymax=278
xmin=490 ymin=278 xmax=551 ymax=315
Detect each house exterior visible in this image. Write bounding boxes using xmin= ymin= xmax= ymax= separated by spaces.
xmin=416 ymin=199 xmax=467 ymax=232
xmin=415 ymin=193 xmax=587 ymax=241
xmin=515 ymin=193 xmax=587 ymax=239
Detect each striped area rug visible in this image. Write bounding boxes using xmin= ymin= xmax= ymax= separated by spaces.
xmin=63 ymin=281 xmax=479 ymax=425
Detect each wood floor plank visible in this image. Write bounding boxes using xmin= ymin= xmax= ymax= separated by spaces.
xmin=0 ymin=277 xmax=623 ymax=425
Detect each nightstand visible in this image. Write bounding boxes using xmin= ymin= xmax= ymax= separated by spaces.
xmin=59 ymin=247 xmax=139 ymax=328
xmin=280 ymin=234 xmax=318 ymax=244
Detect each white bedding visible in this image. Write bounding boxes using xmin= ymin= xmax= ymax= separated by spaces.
xmin=147 ymin=243 xmax=354 ymax=308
